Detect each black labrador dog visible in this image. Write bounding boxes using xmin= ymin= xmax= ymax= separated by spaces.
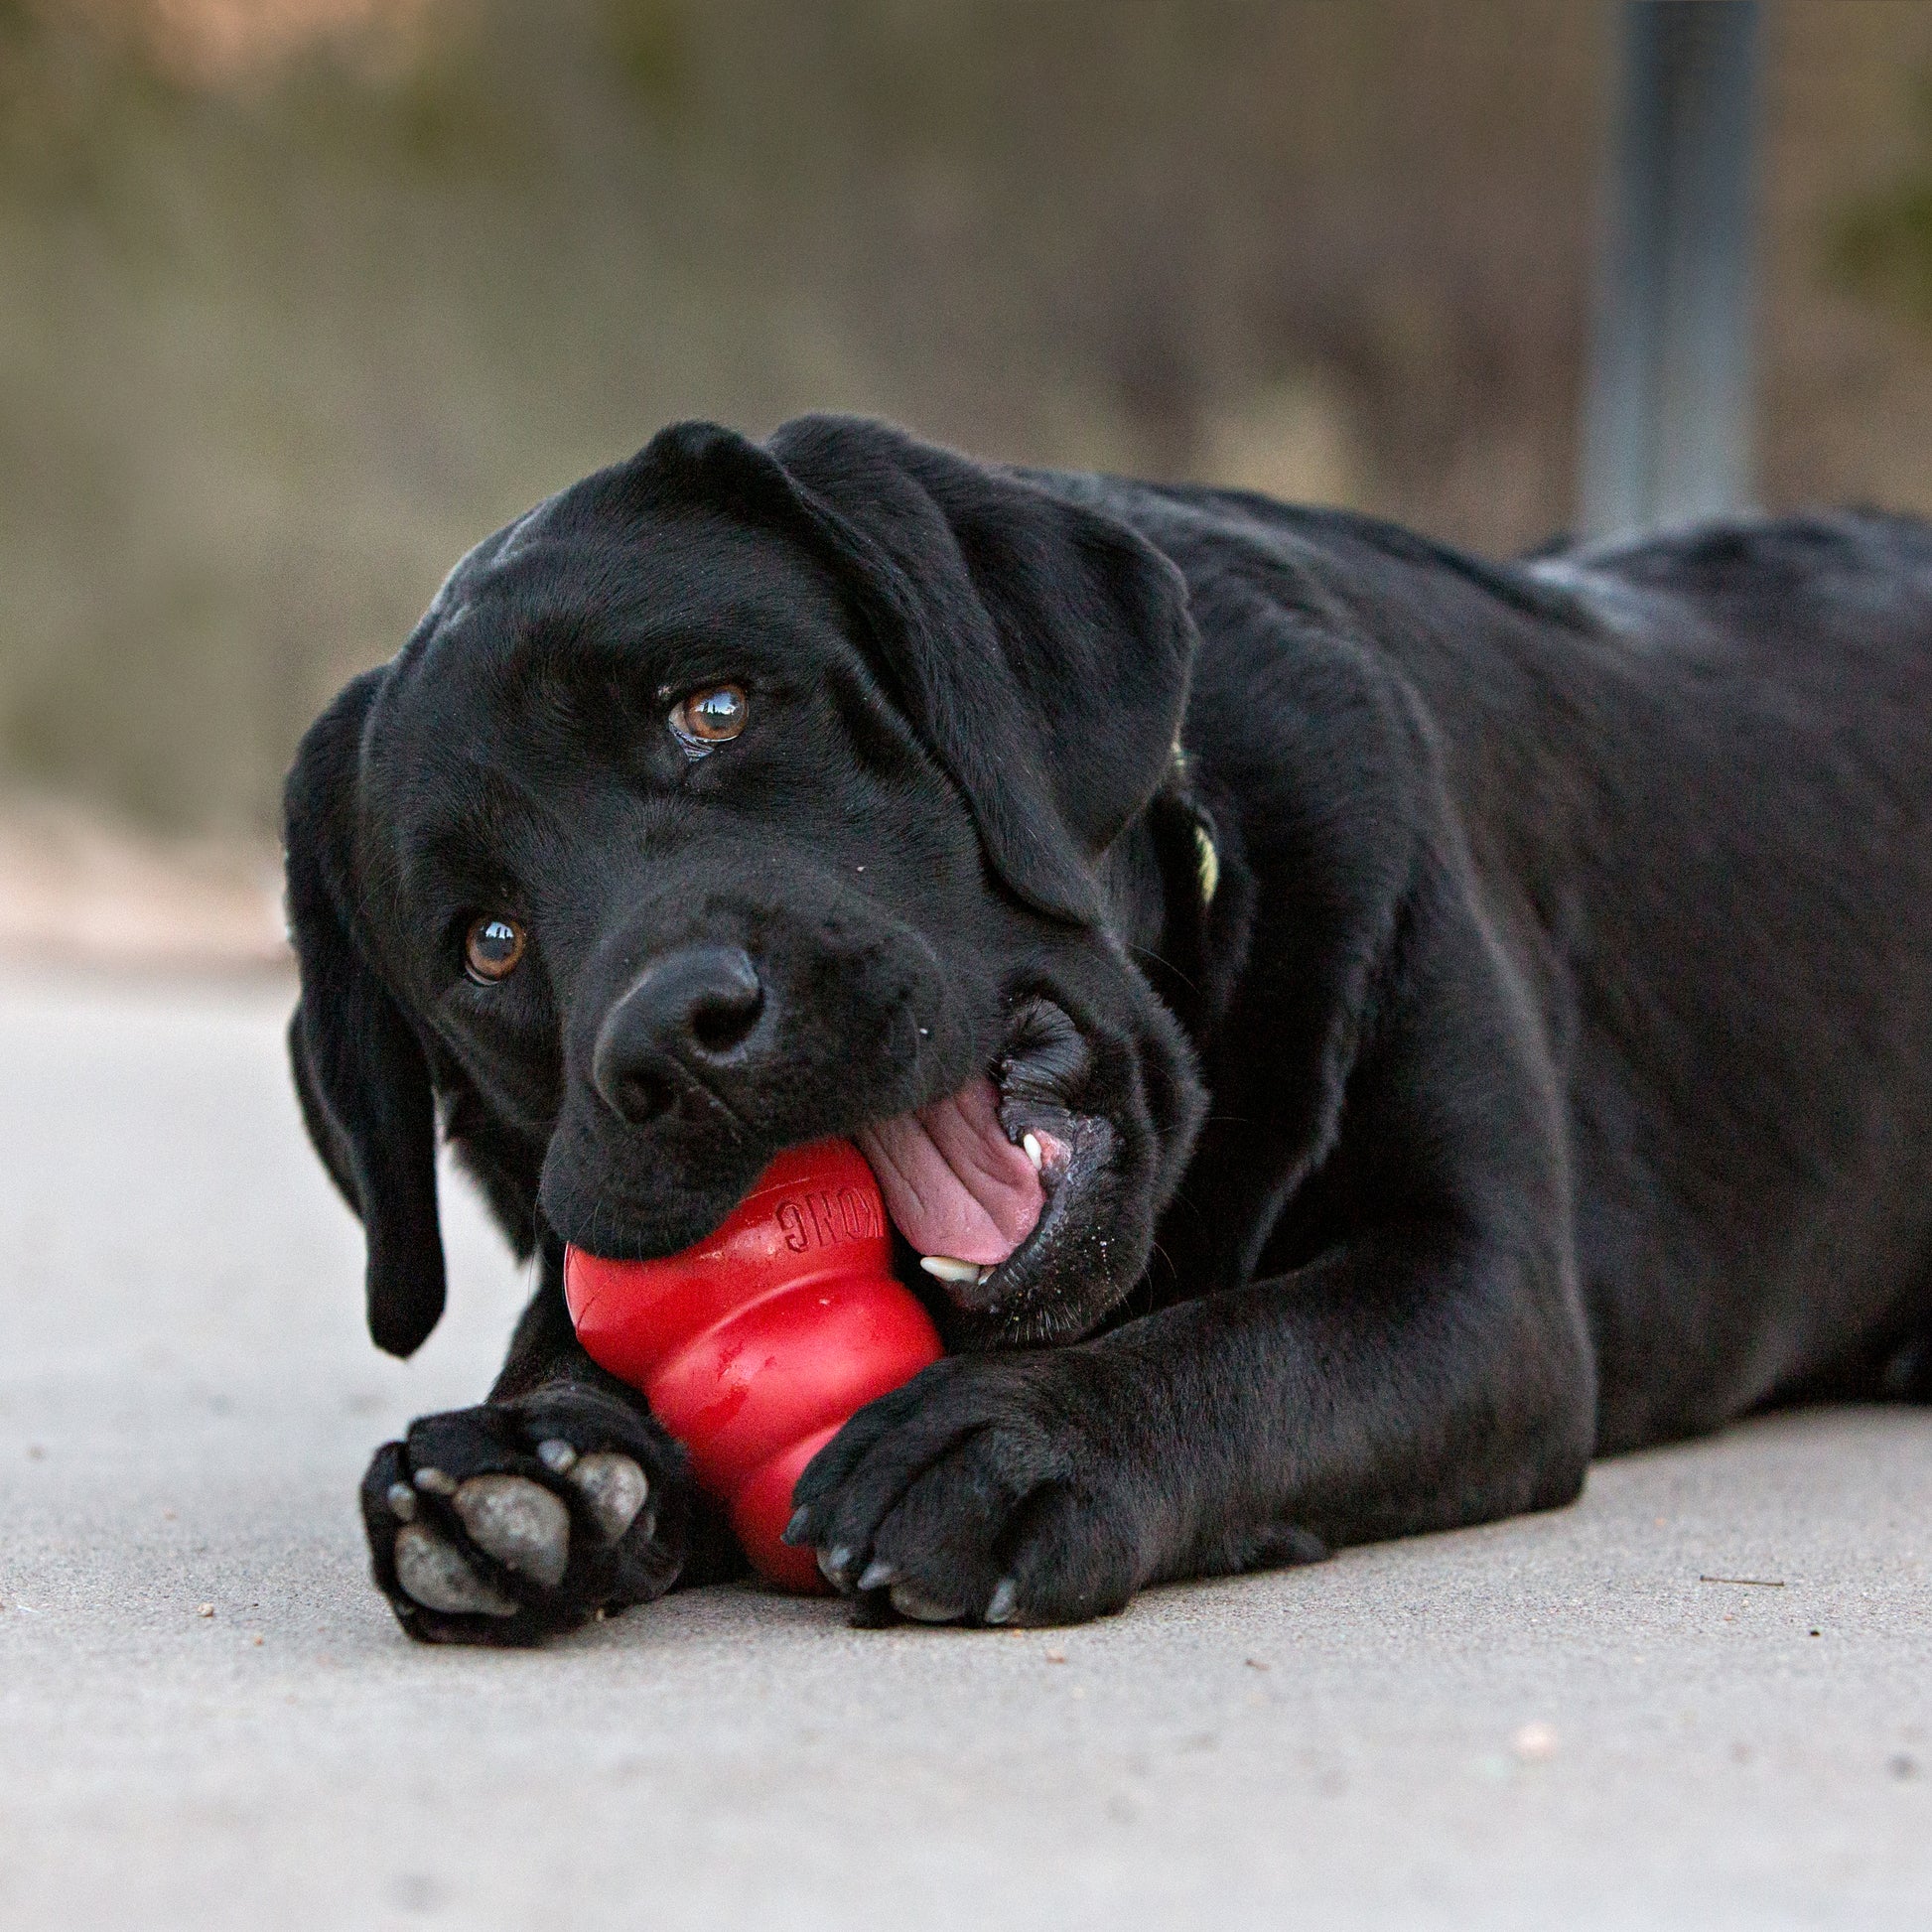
xmin=285 ymin=413 xmax=1932 ymax=1644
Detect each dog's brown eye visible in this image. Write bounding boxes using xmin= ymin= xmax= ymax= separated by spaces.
xmin=670 ymin=684 xmax=749 ymax=748
xmin=465 ymin=915 xmax=526 ymax=984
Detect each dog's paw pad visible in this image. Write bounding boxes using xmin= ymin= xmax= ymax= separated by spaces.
xmin=393 ymin=1524 xmax=517 ymax=1616
xmin=566 ymin=1451 xmax=649 ymax=1542
xmin=451 ymin=1474 xmax=571 ymax=1588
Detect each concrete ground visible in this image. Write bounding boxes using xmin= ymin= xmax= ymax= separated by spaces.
xmin=1 ymin=967 xmax=1929 ymax=1931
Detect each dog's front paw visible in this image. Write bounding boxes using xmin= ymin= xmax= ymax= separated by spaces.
xmin=783 ymin=1353 xmax=1148 ymax=1628
xmin=359 ymin=1384 xmax=689 ymax=1646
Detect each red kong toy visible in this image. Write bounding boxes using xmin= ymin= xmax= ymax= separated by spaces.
xmin=563 ymin=1139 xmax=943 ymax=1590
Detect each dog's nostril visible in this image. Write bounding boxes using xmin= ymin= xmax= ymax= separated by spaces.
xmin=592 ymin=944 xmax=768 ymax=1122
xmin=653 ymin=944 xmax=763 ymax=1061
xmin=688 ymin=980 xmax=763 ymax=1057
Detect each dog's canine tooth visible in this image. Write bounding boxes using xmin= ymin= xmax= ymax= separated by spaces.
xmin=1023 ymin=1132 xmax=1043 ymax=1172
xmin=919 ymin=1255 xmax=983 ymax=1285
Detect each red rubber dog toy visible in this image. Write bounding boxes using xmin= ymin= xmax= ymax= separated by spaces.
xmin=562 ymin=1139 xmax=942 ymax=1591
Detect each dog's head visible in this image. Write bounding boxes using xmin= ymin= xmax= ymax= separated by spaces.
xmin=286 ymin=416 xmax=1207 ymax=1357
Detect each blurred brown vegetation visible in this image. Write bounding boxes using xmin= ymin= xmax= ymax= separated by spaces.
xmin=6 ymin=0 xmax=1932 ymax=838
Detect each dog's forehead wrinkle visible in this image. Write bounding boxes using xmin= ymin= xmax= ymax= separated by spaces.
xmin=532 ymin=493 xmax=844 ymax=618
xmin=403 ymin=604 xmax=859 ymax=768
xmin=399 ymin=504 xmax=846 ymax=695
xmin=379 ymin=742 xmax=593 ymax=872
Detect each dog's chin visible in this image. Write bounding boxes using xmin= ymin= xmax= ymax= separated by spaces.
xmin=540 ymin=1175 xmax=758 ymax=1262
xmin=537 ymin=1115 xmax=778 ymax=1260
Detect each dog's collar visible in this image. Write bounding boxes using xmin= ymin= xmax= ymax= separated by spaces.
xmin=1168 ymin=738 xmax=1219 ymax=907
xmin=1193 ymin=822 xmax=1220 ymax=906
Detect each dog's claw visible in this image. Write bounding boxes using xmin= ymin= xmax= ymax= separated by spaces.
xmin=856 ymin=1558 xmax=900 ymax=1591
xmin=385 ymin=1481 xmax=418 ymax=1522
xmin=412 ymin=1466 xmax=458 ymax=1497
xmin=536 ymin=1439 xmax=579 ymax=1475
xmin=986 ymin=1577 xmax=1019 ymax=1624
xmin=781 ymin=1505 xmax=812 ymax=1546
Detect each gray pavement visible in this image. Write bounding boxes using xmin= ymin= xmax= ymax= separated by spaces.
xmin=1 ymin=966 xmax=1929 ymax=1930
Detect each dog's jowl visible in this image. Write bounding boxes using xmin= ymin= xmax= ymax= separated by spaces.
xmin=284 ymin=414 xmax=1932 ymax=1642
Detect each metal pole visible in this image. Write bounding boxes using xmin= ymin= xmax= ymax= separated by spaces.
xmin=1580 ymin=1 xmax=1763 ymax=540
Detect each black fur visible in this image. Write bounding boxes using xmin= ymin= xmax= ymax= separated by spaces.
xmin=286 ymin=415 xmax=1932 ymax=1641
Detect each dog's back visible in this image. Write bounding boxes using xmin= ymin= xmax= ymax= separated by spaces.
xmin=1069 ymin=479 xmax=1932 ymax=1448
xmin=1523 ymin=514 xmax=1932 ymax=1442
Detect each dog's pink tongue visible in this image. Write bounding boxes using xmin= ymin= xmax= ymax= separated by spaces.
xmin=856 ymin=1075 xmax=1042 ymax=1267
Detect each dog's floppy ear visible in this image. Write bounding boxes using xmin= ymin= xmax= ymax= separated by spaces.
xmin=772 ymin=415 xmax=1196 ymax=923
xmin=645 ymin=415 xmax=1195 ymax=924
xmin=284 ymin=669 xmax=446 ymax=1358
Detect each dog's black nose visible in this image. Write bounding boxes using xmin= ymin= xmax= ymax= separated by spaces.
xmin=592 ymin=944 xmax=767 ymax=1123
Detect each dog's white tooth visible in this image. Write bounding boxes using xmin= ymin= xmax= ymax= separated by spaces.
xmin=977 ymin=1265 xmax=995 ymax=1286
xmin=1023 ymin=1132 xmax=1043 ymax=1172
xmin=919 ymin=1255 xmax=983 ymax=1285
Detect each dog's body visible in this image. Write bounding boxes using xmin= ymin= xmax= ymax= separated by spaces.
xmin=285 ymin=416 xmax=1932 ymax=1642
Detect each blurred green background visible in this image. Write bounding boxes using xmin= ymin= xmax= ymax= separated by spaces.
xmin=9 ymin=0 xmax=1932 ymax=839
